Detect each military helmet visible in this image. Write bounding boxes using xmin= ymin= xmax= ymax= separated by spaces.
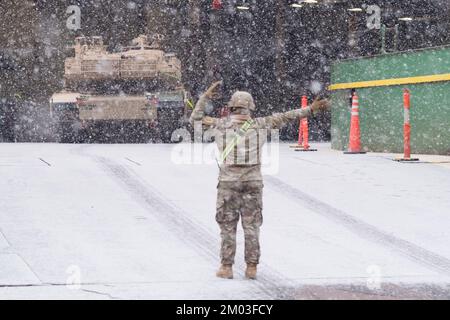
xmin=228 ymin=91 xmax=256 ymax=111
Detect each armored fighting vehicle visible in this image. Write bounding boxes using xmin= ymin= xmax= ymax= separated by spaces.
xmin=50 ymin=35 xmax=190 ymax=143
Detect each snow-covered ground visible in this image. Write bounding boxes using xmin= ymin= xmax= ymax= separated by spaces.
xmin=0 ymin=142 xmax=449 ymax=299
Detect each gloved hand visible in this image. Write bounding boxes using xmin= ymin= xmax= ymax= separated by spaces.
xmin=310 ymin=97 xmax=331 ymax=113
xmin=204 ymin=81 xmax=223 ymax=100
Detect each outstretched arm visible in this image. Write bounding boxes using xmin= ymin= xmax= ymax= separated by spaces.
xmin=255 ymin=97 xmax=330 ymax=129
xmin=189 ymin=81 xmax=222 ymax=129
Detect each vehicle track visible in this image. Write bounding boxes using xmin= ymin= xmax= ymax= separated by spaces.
xmin=265 ymin=175 xmax=450 ymax=277
xmin=76 ymin=147 xmax=295 ymax=299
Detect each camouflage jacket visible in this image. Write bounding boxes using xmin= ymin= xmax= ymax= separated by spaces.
xmin=190 ymin=94 xmax=313 ymax=182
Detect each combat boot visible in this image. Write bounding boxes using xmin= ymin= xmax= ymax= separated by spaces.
xmin=245 ymin=263 xmax=257 ymax=280
xmin=216 ymin=264 xmax=233 ymax=279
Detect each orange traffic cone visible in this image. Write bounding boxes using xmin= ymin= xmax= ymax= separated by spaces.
xmin=289 ymin=96 xmax=308 ymax=148
xmin=394 ymin=89 xmax=419 ymax=162
xmin=344 ymin=93 xmax=366 ymax=154
xmin=290 ymin=96 xmax=305 ymax=148
xmin=295 ymin=96 xmax=317 ymax=152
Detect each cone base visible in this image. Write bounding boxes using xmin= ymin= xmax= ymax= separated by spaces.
xmin=295 ymin=148 xmax=318 ymax=152
xmin=344 ymin=151 xmax=367 ymax=154
xmin=394 ymin=158 xmax=420 ymax=162
xmin=289 ymin=145 xmax=303 ymax=148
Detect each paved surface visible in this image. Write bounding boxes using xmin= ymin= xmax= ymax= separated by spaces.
xmin=0 ymin=143 xmax=449 ymax=299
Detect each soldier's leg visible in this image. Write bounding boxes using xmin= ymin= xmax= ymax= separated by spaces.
xmin=218 ymin=221 xmax=239 ymax=265
xmin=216 ymin=184 xmax=240 ymax=265
xmin=241 ymin=182 xmax=263 ymax=265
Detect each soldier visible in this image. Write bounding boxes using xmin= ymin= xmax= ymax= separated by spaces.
xmin=190 ymin=81 xmax=330 ymax=280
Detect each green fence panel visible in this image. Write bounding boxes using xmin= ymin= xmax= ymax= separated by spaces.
xmin=331 ymin=46 xmax=450 ymax=155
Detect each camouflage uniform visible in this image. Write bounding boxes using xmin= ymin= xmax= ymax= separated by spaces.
xmin=216 ymin=180 xmax=263 ymax=265
xmin=190 ymin=93 xmax=312 ymax=266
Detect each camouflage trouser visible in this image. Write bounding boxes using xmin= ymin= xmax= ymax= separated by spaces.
xmin=216 ymin=181 xmax=263 ymax=265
